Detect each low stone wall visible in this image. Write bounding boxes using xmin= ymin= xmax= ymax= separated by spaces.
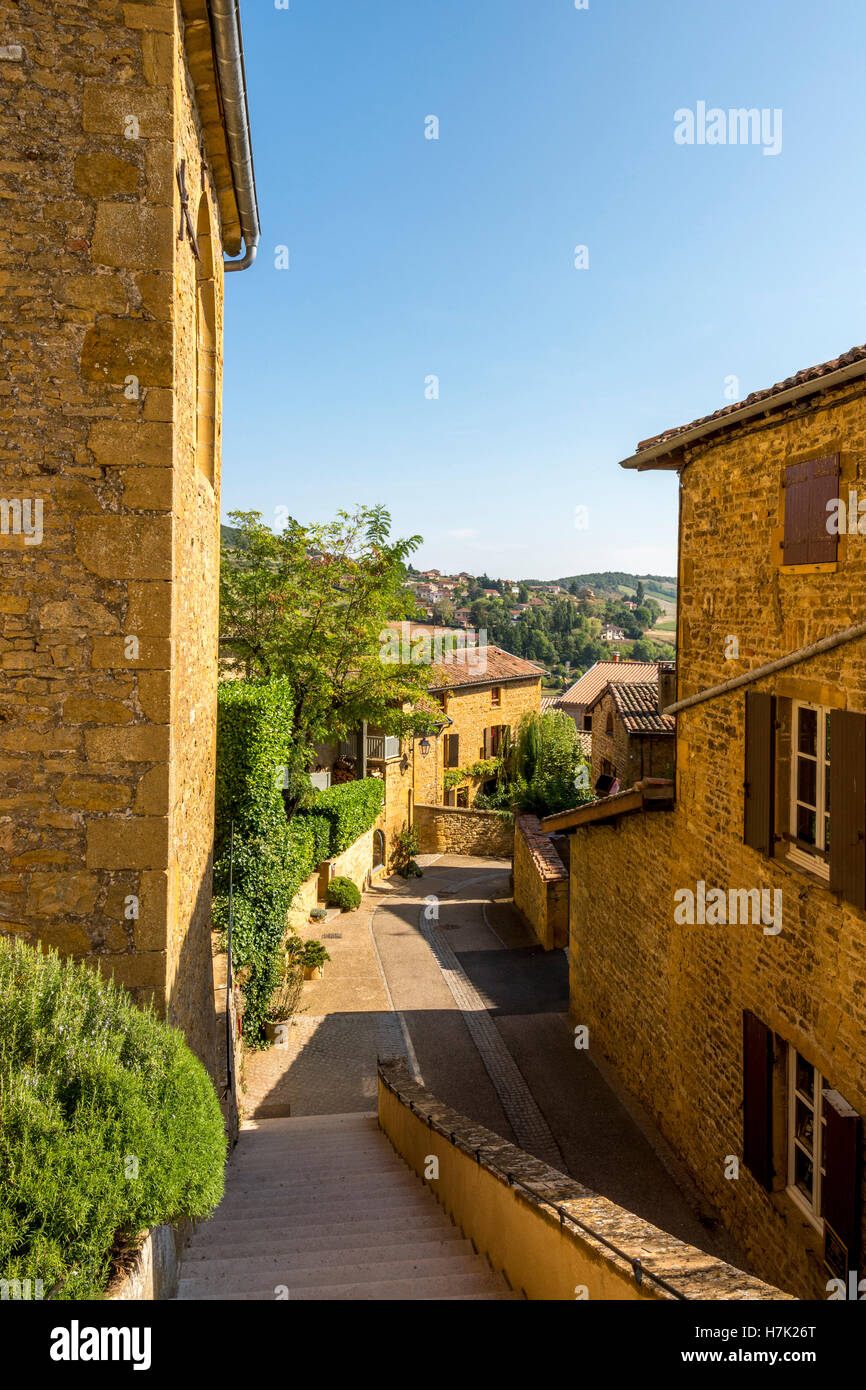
xmin=105 ymin=1220 xmax=192 ymax=1301
xmin=286 ymin=828 xmax=375 ymax=932
xmin=415 ymin=804 xmax=513 ymax=859
xmin=513 ymin=814 xmax=569 ymax=950
xmin=377 ymin=1059 xmax=790 ymax=1302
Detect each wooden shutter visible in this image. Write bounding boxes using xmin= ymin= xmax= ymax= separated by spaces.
xmin=822 ymin=1089 xmax=861 ymax=1266
xmin=445 ymin=733 xmax=459 ymax=768
xmin=744 ymin=691 xmax=776 ymax=855
xmin=829 ymin=710 xmax=866 ymax=910
xmin=783 ymin=455 xmax=839 ymax=565
xmin=483 ymin=728 xmax=492 ymax=757
xmin=743 ymin=1011 xmax=774 ymax=1189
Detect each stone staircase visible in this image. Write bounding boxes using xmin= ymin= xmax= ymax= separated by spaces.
xmin=175 ymin=1112 xmax=521 ymax=1300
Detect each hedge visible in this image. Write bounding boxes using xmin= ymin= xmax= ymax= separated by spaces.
xmin=0 ymin=939 xmax=225 ymax=1300
xmin=214 ymin=678 xmax=294 ymax=856
xmin=298 ymin=778 xmax=385 ymax=856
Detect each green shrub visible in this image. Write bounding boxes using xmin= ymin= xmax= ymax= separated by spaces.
xmin=326 ymin=877 xmax=362 ymax=911
xmin=214 ymin=678 xmax=294 ymax=856
xmin=298 ymin=778 xmax=384 ymax=856
xmin=0 ymin=939 xmax=225 ymax=1300
xmin=300 ymin=940 xmax=331 ymax=969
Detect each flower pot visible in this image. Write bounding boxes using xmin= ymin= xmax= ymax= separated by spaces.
xmin=303 ymin=964 xmax=323 ymax=981
xmin=265 ymin=1019 xmax=291 ymax=1044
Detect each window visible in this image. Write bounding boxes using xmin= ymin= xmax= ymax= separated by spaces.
xmin=372 ymin=829 xmax=385 ymax=870
xmin=605 ymin=712 xmax=614 ymax=735
xmin=787 ymin=1047 xmax=826 ymax=1227
xmin=782 ymin=455 xmax=839 ymax=567
xmin=582 ymin=713 xmax=592 ymax=732
xmin=788 ymin=701 xmax=830 ymax=881
xmin=491 ymin=686 xmax=502 ymax=708
xmin=485 ymin=724 xmax=507 ymax=757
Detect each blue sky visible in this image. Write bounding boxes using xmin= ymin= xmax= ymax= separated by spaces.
xmin=222 ymin=0 xmax=866 ymax=580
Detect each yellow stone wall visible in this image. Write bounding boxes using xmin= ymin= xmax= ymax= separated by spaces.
xmin=512 ymin=816 xmax=568 ymax=950
xmin=590 ymin=691 xmax=674 ymax=788
xmin=569 ymin=378 xmax=866 ymax=1299
xmin=415 ymin=676 xmax=542 ymax=806
xmin=0 ymin=0 xmax=230 ymax=1075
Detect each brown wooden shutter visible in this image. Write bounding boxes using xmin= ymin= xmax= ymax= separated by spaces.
xmin=829 ymin=710 xmax=866 ymax=910
xmin=445 ymin=733 xmax=459 ymax=768
xmin=744 ymin=691 xmax=776 ymax=855
xmin=822 ymin=1089 xmax=861 ymax=1266
xmin=783 ymin=455 xmax=839 ymax=565
xmin=743 ymin=1010 xmax=774 ymax=1189
xmin=483 ymin=728 xmax=492 ymax=757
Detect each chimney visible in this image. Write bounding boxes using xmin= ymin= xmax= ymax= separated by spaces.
xmin=658 ymin=661 xmax=677 ymax=713
xmin=612 ymin=652 xmax=619 ymax=663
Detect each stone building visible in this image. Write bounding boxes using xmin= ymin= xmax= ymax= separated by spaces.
xmin=0 ymin=1 xmax=260 ymax=1075
xmin=567 ymin=343 xmax=866 ymax=1299
xmin=588 ymin=675 xmax=675 ymax=792
xmin=415 ymin=646 xmax=545 ymax=807
xmin=557 ymin=659 xmax=658 ymax=733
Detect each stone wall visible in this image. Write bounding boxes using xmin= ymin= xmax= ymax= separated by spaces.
xmin=0 ymin=0 xmax=233 ymax=1076
xmin=512 ymin=814 xmax=568 ymax=950
xmin=570 ymin=375 xmax=866 ymax=1300
xmin=415 ymin=803 xmax=513 ymax=859
xmin=379 ymin=1058 xmax=788 ymax=1302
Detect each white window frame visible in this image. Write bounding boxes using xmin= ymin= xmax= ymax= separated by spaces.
xmin=788 ymin=700 xmax=830 ymax=881
xmin=786 ymin=1045 xmax=826 ymax=1232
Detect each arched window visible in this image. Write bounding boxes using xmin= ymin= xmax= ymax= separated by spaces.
xmin=605 ymin=712 xmax=614 ymax=735
xmin=195 ymin=194 xmax=216 ymax=486
xmin=372 ymin=829 xmax=385 ymax=869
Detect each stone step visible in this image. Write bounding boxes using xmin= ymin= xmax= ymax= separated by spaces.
xmin=187 ymin=1210 xmax=456 ymax=1251
xmin=177 ymin=1265 xmax=510 ymax=1301
xmin=180 ymin=1238 xmax=476 ymax=1278
xmin=220 ymin=1172 xmax=423 ymax=1200
xmin=239 ymin=1113 xmax=377 ymax=1134
xmin=184 ymin=1225 xmax=465 ymax=1262
xmin=194 ymin=1193 xmax=439 ymax=1231
xmin=203 ymin=1187 xmax=431 ymax=1219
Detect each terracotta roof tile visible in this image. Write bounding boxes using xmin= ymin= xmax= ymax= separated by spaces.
xmin=516 ymin=813 xmax=568 ymax=882
xmin=604 ymin=681 xmax=675 ymax=735
xmin=636 ymin=343 xmax=866 ymax=456
xmin=427 ymin=645 xmax=545 ymax=691
xmin=558 ymin=661 xmax=659 ymax=708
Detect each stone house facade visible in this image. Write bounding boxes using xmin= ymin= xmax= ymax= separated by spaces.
xmin=415 ymin=647 xmax=544 ymax=808
xmin=568 ymin=343 xmax=866 ymax=1299
xmin=0 ymin=0 xmax=259 ymax=1075
xmin=588 ymin=678 xmax=675 ymax=792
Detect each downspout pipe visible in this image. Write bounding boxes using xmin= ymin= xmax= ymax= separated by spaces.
xmin=664 ymin=619 xmax=866 ymax=717
xmin=209 ymin=0 xmax=261 ymax=271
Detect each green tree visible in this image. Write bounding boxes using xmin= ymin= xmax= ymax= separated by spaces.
xmin=219 ymin=507 xmax=432 ymax=780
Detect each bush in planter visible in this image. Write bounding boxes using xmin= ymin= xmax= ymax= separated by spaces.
xmin=0 ymin=938 xmax=225 ymax=1300
xmin=326 ymin=877 xmax=362 ymax=911
xmin=301 ymin=940 xmax=331 ymax=971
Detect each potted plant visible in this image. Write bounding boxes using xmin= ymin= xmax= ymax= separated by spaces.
xmin=310 ymin=906 xmax=328 ymax=922
xmin=301 ymin=939 xmax=331 ymax=981
xmin=326 ymin=876 xmax=362 ymax=912
xmin=264 ymin=963 xmax=304 ymax=1043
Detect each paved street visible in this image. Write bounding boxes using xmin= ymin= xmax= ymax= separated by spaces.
xmin=242 ymin=854 xmax=748 ymax=1266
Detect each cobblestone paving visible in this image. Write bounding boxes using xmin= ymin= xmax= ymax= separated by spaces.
xmin=414 ymin=890 xmax=567 ymax=1171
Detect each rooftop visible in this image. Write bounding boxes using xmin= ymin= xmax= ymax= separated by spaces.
xmin=559 ymin=661 xmax=659 ymax=709
xmin=596 ymin=681 xmax=676 ymax=736
xmin=620 ymin=343 xmax=866 ymax=471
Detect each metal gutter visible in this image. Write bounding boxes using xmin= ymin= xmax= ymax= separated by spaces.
xmin=664 ymin=620 xmax=866 ymax=716
xmin=619 ymin=356 xmax=866 ymax=472
xmin=208 ymin=0 xmax=260 ymax=271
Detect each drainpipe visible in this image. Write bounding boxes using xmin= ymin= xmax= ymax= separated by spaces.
xmin=360 ymin=719 xmax=367 ymax=780
xmin=664 ymin=619 xmax=866 ymax=716
xmin=209 ymin=0 xmax=261 ymax=271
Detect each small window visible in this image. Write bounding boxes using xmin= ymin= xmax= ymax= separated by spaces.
xmin=605 ymin=712 xmax=614 ymax=735
xmin=787 ymin=1046 xmax=826 ymax=1227
xmin=491 ymin=686 xmax=502 ymax=707
xmin=788 ymin=701 xmax=830 ymax=880
xmin=782 ymin=456 xmax=839 ymax=567
xmin=582 ymin=713 xmax=592 ymax=732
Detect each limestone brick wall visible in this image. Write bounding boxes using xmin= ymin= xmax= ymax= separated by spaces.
xmin=0 ymin=0 xmax=228 ymax=1076
xmin=512 ymin=814 xmax=568 ymax=950
xmin=416 ymin=676 xmax=542 ymax=806
xmin=569 ymin=378 xmax=866 ymax=1300
xmin=415 ymin=804 xmax=513 ymax=859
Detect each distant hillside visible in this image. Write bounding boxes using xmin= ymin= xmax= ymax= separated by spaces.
xmin=547 ymin=571 xmax=677 ymax=598
xmin=220 ymin=523 xmax=246 ymax=548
